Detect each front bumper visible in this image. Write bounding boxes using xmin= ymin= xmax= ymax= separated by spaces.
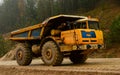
xmin=60 ymin=44 xmax=104 ymax=52
xmin=75 ymin=44 xmax=104 ymax=50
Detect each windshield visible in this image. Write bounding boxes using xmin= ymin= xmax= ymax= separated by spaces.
xmin=88 ymin=21 xmax=99 ymax=30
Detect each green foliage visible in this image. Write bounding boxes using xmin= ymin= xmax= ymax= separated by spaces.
xmin=109 ymin=16 xmax=120 ymax=43
xmin=0 ymin=0 xmax=20 ymax=33
xmin=0 ymin=35 xmax=13 ymax=57
xmin=25 ymin=0 xmax=38 ymax=25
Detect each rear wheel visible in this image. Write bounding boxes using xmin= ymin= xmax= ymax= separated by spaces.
xmin=69 ymin=51 xmax=87 ymax=64
xmin=16 ymin=43 xmax=32 ymax=66
xmin=41 ymin=41 xmax=63 ymax=66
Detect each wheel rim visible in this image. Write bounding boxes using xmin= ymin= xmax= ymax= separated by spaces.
xmin=45 ymin=48 xmax=52 ymax=60
xmin=17 ymin=50 xmax=23 ymax=60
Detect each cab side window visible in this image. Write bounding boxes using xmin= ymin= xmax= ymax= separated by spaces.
xmin=76 ymin=22 xmax=86 ymax=29
xmin=81 ymin=22 xmax=87 ymax=29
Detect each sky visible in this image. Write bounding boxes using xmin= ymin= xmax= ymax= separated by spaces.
xmin=0 ymin=0 xmax=3 ymax=4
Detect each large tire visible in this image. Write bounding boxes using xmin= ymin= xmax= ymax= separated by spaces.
xmin=16 ymin=43 xmax=32 ymax=66
xmin=41 ymin=41 xmax=63 ymax=66
xmin=69 ymin=51 xmax=87 ymax=64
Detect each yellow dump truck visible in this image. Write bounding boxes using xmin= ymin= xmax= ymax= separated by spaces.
xmin=10 ymin=15 xmax=104 ymax=66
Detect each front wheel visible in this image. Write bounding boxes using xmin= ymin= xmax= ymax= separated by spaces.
xmin=41 ymin=41 xmax=63 ymax=66
xmin=16 ymin=43 xmax=32 ymax=66
xmin=69 ymin=51 xmax=87 ymax=64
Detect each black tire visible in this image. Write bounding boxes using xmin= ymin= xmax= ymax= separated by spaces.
xmin=69 ymin=51 xmax=87 ymax=64
xmin=41 ymin=41 xmax=63 ymax=66
xmin=16 ymin=43 xmax=32 ymax=66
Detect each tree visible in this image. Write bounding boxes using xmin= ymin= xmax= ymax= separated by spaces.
xmin=109 ymin=16 xmax=120 ymax=43
xmin=25 ymin=0 xmax=38 ymax=25
xmin=0 ymin=0 xmax=19 ymax=33
xmin=0 ymin=0 xmax=99 ymax=34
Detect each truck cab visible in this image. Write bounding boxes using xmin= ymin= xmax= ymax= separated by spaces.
xmin=61 ymin=17 xmax=104 ymax=51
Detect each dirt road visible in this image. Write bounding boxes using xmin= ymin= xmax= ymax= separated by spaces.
xmin=0 ymin=58 xmax=120 ymax=75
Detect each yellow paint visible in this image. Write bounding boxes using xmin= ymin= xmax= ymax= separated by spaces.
xmin=61 ymin=29 xmax=103 ymax=45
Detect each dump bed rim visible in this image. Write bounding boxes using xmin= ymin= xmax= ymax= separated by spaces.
xmin=11 ymin=24 xmax=42 ymax=35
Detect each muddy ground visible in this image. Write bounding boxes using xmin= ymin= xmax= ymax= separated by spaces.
xmin=0 ymin=58 xmax=120 ymax=75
